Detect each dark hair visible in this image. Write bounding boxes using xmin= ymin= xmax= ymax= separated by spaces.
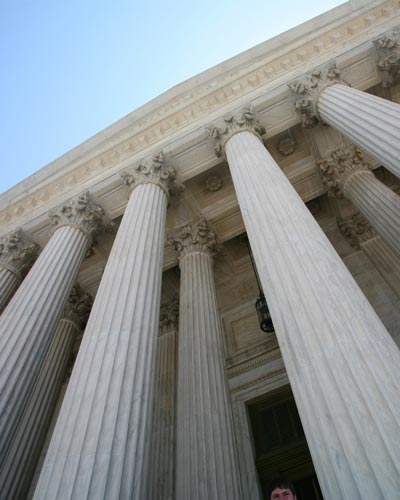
xmin=266 ymin=477 xmax=296 ymax=498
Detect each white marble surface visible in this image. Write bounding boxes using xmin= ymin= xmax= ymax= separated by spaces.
xmin=176 ymin=245 xmax=243 ymax=500
xmin=318 ymin=84 xmax=400 ymax=180
xmin=147 ymin=328 xmax=176 ymax=500
xmin=33 ymin=182 xmax=167 ymax=500
xmin=0 ymin=224 xmax=89 ymax=469
xmin=0 ymin=318 xmax=79 ymax=500
xmin=225 ymin=130 xmax=400 ymax=500
xmin=344 ymin=170 xmax=400 ymax=255
xmin=0 ymin=266 xmax=20 ymax=312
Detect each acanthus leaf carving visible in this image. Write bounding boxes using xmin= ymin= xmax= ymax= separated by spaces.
xmin=337 ymin=211 xmax=376 ymax=249
xmin=49 ymin=192 xmax=113 ymax=243
xmin=168 ymin=218 xmax=222 ymax=259
xmin=317 ymin=144 xmax=373 ymax=198
xmin=121 ymin=151 xmax=184 ymax=202
xmin=0 ymin=229 xmax=39 ymax=277
xmin=374 ymin=29 xmax=400 ymax=88
xmin=159 ymin=298 xmax=179 ymax=335
xmin=288 ymin=63 xmax=348 ymax=128
xmin=207 ymin=106 xmax=266 ymax=157
xmin=63 ymin=284 xmax=93 ymax=329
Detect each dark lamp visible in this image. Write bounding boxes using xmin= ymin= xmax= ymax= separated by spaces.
xmin=255 ymin=293 xmax=274 ymax=333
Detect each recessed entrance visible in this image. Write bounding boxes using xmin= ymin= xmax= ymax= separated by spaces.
xmin=247 ymin=385 xmax=324 ymax=500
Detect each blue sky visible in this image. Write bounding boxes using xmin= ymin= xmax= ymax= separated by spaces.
xmin=0 ymin=0 xmax=344 ymax=195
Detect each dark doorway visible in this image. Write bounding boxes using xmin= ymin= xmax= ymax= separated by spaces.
xmin=247 ymin=385 xmax=323 ymax=500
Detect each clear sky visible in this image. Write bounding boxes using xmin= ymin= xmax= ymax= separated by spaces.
xmin=0 ymin=0 xmax=345 ymax=195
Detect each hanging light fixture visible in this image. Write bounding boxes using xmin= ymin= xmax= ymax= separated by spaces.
xmin=245 ymin=237 xmax=274 ymax=333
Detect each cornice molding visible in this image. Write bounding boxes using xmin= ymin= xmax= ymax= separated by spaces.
xmin=0 ymin=0 xmax=398 ymax=233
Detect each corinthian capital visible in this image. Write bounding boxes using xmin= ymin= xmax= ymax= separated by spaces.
xmin=62 ymin=284 xmax=93 ymax=329
xmin=159 ymin=298 xmax=179 ymax=335
xmin=373 ymin=29 xmax=400 ymax=88
xmin=288 ymin=63 xmax=348 ymax=128
xmin=317 ymin=145 xmax=372 ymax=198
xmin=207 ymin=106 xmax=266 ymax=157
xmin=0 ymin=229 xmax=39 ymax=277
xmin=337 ymin=212 xmax=376 ymax=249
xmin=121 ymin=151 xmax=184 ymax=203
xmin=168 ymin=218 xmax=222 ymax=260
xmin=49 ymin=192 xmax=112 ymax=243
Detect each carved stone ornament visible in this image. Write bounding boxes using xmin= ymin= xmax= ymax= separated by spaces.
xmin=277 ymin=137 xmax=296 ymax=156
xmin=337 ymin=212 xmax=376 ymax=249
xmin=317 ymin=145 xmax=373 ymax=198
xmin=63 ymin=284 xmax=93 ymax=330
xmin=49 ymin=192 xmax=113 ymax=243
xmin=121 ymin=151 xmax=184 ymax=202
xmin=373 ymin=30 xmax=400 ymax=88
xmin=207 ymin=106 xmax=266 ymax=157
xmin=159 ymin=298 xmax=179 ymax=335
xmin=206 ymin=175 xmax=223 ymax=192
xmin=288 ymin=63 xmax=348 ymax=128
xmin=0 ymin=229 xmax=39 ymax=277
xmin=168 ymin=218 xmax=222 ymax=259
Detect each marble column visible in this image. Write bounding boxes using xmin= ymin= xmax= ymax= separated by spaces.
xmin=318 ymin=144 xmax=400 ymax=256
xmin=289 ymin=62 xmax=400 ymax=179
xmin=0 ymin=229 xmax=39 ymax=312
xmin=0 ymin=192 xmax=108 ymax=469
xmin=147 ymin=299 xmax=179 ymax=500
xmin=209 ymin=108 xmax=400 ymax=500
xmin=169 ymin=219 xmax=243 ymax=500
xmin=0 ymin=286 xmax=92 ymax=500
xmin=338 ymin=211 xmax=400 ymax=298
xmin=33 ymin=153 xmax=183 ymax=500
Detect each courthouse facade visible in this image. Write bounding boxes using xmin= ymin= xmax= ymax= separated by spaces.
xmin=1 ymin=1 xmax=400 ymax=499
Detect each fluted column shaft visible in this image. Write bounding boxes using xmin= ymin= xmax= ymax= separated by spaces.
xmin=362 ymin=236 xmax=400 ymax=297
xmin=0 ymin=317 xmax=80 ymax=500
xmin=34 ymin=183 xmax=169 ymax=500
xmin=0 ymin=225 xmax=89 ymax=466
xmin=147 ymin=325 xmax=177 ymax=500
xmin=343 ymin=171 xmax=400 ymax=255
xmin=173 ymin=230 xmax=242 ymax=500
xmin=0 ymin=266 xmax=20 ymax=312
xmin=318 ymin=84 xmax=400 ymax=178
xmin=224 ymin=130 xmax=400 ymax=500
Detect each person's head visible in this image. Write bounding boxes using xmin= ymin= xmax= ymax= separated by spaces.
xmin=267 ymin=478 xmax=297 ymax=500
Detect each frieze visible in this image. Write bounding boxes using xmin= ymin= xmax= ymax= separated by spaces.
xmin=0 ymin=1 xmax=398 ymax=231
